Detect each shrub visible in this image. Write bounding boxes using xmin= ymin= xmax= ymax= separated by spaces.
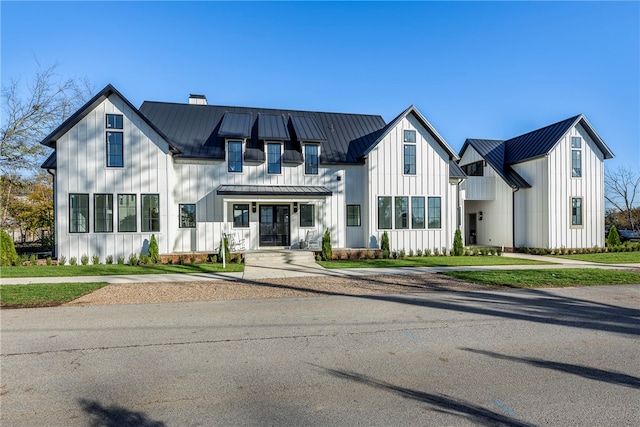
xmin=408 ymin=249 xmax=414 ymax=258
xmin=29 ymin=254 xmax=38 ymax=266
xmin=46 ymin=256 xmax=52 ymax=266
xmin=58 ymin=255 xmax=67 ymax=266
xmin=453 ymin=229 xmax=463 ymax=256
xmin=91 ymin=254 xmax=100 ymax=265
xmin=148 ymin=234 xmax=159 ymax=264
xmin=607 ymin=225 xmax=621 ymax=247
xmin=433 ymin=248 xmax=440 ymax=257
xmin=365 ymin=249 xmax=372 ymax=259
xmin=70 ymin=257 xmax=77 ymax=266
xmin=218 ymin=236 xmax=230 ymax=263
xmin=356 ymin=250 xmax=363 ymax=260
xmin=321 ymin=229 xmax=332 ymax=261
xmin=0 ymin=229 xmax=19 ymax=266
xmin=177 ymin=255 xmax=185 ymax=265
xmin=416 ymin=249 xmax=423 ymax=257
xmin=106 ymin=255 xmax=113 ymax=264
xmin=139 ymin=254 xmax=149 ymax=265
xmin=381 ymin=231 xmax=390 ymax=259
xmin=497 ymin=247 xmax=502 ymax=256
xmin=463 ymin=249 xmax=469 ymax=256
xmin=316 ymin=254 xmax=322 ymax=262
xmin=128 ymin=253 xmax=138 ymax=266
xmin=489 ymin=248 xmax=496 ymax=256
xmin=117 ymin=256 xmax=125 ymax=265
xmin=479 ymin=248 xmax=488 ymax=256
xmin=190 ymin=253 xmax=197 ymax=264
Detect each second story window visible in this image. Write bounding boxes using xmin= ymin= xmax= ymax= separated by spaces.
xmin=228 ymin=141 xmax=243 ymax=172
xmin=403 ymin=130 xmax=416 ymax=143
xmin=404 ymin=144 xmax=416 ymax=174
xmin=305 ymin=145 xmax=319 ymax=175
xmin=571 ymin=137 xmax=582 ymax=178
xmin=106 ymin=114 xmax=124 ymax=167
xmin=267 ymin=143 xmax=282 ymax=174
xmin=462 ymin=161 xmax=483 ymax=176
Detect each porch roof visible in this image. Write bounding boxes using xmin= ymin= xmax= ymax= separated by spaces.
xmin=216 ymin=185 xmax=333 ymax=197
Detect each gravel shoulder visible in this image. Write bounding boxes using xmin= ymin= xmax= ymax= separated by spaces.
xmin=65 ymin=273 xmax=483 ymax=306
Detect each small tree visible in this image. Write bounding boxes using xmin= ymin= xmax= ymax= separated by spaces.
xmin=218 ymin=235 xmax=230 ymax=263
xmin=453 ymin=229 xmax=463 ymax=256
xmin=321 ymin=229 xmax=332 ymax=261
xmin=0 ymin=229 xmax=19 ymax=266
xmin=148 ymin=234 xmax=159 ymax=264
xmin=607 ymin=225 xmax=621 ymax=247
xmin=381 ymin=231 xmax=390 ymax=259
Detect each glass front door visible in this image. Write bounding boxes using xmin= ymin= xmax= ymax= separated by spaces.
xmin=259 ymin=205 xmax=290 ymax=247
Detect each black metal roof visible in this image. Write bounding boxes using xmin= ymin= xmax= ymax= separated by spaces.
xmin=219 ymin=112 xmax=252 ymax=139
xmin=258 ymin=114 xmax=290 ymax=140
xmin=461 ymin=139 xmax=531 ymax=189
xmin=448 ymin=160 xmax=466 ymax=179
xmin=139 ymin=101 xmax=386 ymax=164
xmin=42 ymin=152 xmax=56 ymax=169
xmin=290 ymin=116 xmax=327 ymax=142
xmin=216 ymin=185 xmax=332 ymax=196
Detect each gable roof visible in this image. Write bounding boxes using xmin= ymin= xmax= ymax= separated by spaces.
xmin=460 ymin=139 xmax=531 ymax=189
xmin=39 ymin=84 xmax=176 ymax=153
xmin=139 ymin=101 xmax=386 ymax=164
xmin=359 ymin=105 xmax=459 ymax=162
xmin=504 ymin=114 xmax=614 ymax=164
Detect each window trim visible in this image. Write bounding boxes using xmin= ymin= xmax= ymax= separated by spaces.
xmin=94 ymin=193 xmax=113 ymax=233
xmin=233 ymin=203 xmax=250 ymax=228
xmin=304 ymin=144 xmax=319 ymax=175
xmin=179 ymin=203 xmax=196 ymax=229
xmin=299 ymin=204 xmax=315 ymax=227
xmin=403 ymin=144 xmax=416 ymax=175
xmin=571 ymin=197 xmax=583 ymax=228
xmin=106 ymin=114 xmax=123 ymax=129
xmin=228 ymin=140 xmax=243 ymax=173
xmin=117 ymin=194 xmax=137 ymax=232
xmin=403 ymin=129 xmax=416 ymax=143
xmin=411 ymin=196 xmax=425 ymax=229
xmin=106 ymin=131 xmax=124 ymax=168
xmin=428 ymin=196 xmax=442 ymax=229
xmin=141 ymin=194 xmax=160 ymax=232
xmin=395 ymin=196 xmax=409 ymax=229
xmin=571 ymin=136 xmax=582 ymax=179
xmin=378 ymin=196 xmax=392 ymax=230
xmin=462 ymin=160 xmax=484 ymax=177
xmin=346 ymin=204 xmax=361 ymax=227
xmin=69 ymin=193 xmax=89 ymax=233
xmin=267 ymin=142 xmax=282 ymax=174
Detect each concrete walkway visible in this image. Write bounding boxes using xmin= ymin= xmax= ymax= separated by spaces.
xmin=1 ymin=252 xmax=638 ymax=285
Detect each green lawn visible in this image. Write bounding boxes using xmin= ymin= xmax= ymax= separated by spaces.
xmin=442 ymin=268 xmax=640 ymax=288
xmin=317 ymin=256 xmax=549 ymax=269
xmin=555 ymin=252 xmax=640 ymax=264
xmin=0 ymin=263 xmax=244 ymax=278
xmin=1 ymin=283 xmax=107 ymax=308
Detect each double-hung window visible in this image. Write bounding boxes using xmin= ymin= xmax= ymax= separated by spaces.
xmin=395 ymin=196 xmax=409 ymax=229
xmin=378 ymin=197 xmax=392 ymax=229
xmin=571 ymin=197 xmax=583 ymax=226
xmin=106 ymin=114 xmax=123 ymax=167
xmin=233 ymin=204 xmax=249 ymax=228
xmin=70 ymin=194 xmax=89 ymax=233
xmin=118 ymin=194 xmax=137 ymax=232
xmin=305 ymin=145 xmax=319 ymax=175
xmin=428 ymin=197 xmax=441 ymax=229
xmin=179 ymin=204 xmax=196 ymax=228
xmin=347 ymin=205 xmax=361 ymax=227
xmin=411 ymin=197 xmax=425 ymax=229
xmin=228 ymin=141 xmax=243 ymax=172
xmin=267 ymin=143 xmax=282 ymax=174
xmin=141 ymin=194 xmax=160 ymax=232
xmin=300 ymin=204 xmax=315 ymax=227
xmin=94 ymin=194 xmax=113 ymax=232
xmin=571 ymin=137 xmax=582 ymax=178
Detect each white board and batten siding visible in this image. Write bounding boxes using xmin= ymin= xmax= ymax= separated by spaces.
xmin=55 ymin=95 xmax=173 ymax=261
xmin=365 ymin=115 xmax=456 ymax=253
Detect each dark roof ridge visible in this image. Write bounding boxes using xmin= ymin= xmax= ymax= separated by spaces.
xmin=505 ymin=114 xmax=581 ymax=143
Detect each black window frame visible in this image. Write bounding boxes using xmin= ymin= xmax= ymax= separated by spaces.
xmin=106 ymin=131 xmax=124 ymax=167
xmin=228 ymin=140 xmax=243 ymax=173
xmin=69 ymin=193 xmax=89 ymax=233
xmin=428 ymin=196 xmax=441 ymax=229
xmin=411 ymin=196 xmax=425 ymax=229
xmin=117 ymin=194 xmax=137 ymax=232
xmin=403 ymin=130 xmax=416 ymax=143
xmin=304 ymin=144 xmax=319 ymax=175
xmin=346 ymin=204 xmax=361 ymax=227
xmin=395 ymin=196 xmax=409 ymax=229
xmin=571 ymin=197 xmax=583 ymax=226
xmin=378 ymin=196 xmax=392 ymax=229
xmin=267 ymin=143 xmax=282 ymax=174
xmin=462 ymin=161 xmax=483 ymax=177
xmin=94 ymin=193 xmax=113 ymax=233
xmin=300 ymin=204 xmax=315 ymax=227
xmin=233 ymin=204 xmax=250 ymax=228
xmin=404 ymin=144 xmax=416 ymax=175
xmin=179 ymin=204 xmax=196 ymax=228
xmin=141 ymin=194 xmax=160 ymax=232
xmin=106 ymin=114 xmax=123 ymax=129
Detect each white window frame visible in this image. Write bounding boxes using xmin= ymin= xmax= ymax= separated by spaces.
xmin=571 ymin=136 xmax=582 ymax=178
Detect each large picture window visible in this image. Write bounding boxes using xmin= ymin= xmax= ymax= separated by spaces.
xmin=300 ymin=204 xmax=315 ymax=227
xmin=411 ymin=197 xmax=425 ymax=229
xmin=233 ymin=204 xmax=249 ymax=228
xmin=70 ymin=194 xmax=89 ymax=233
xmin=228 ymin=141 xmax=243 ymax=172
xmin=94 ymin=194 xmax=113 ymax=233
xmin=395 ymin=196 xmax=409 ymax=229
xmin=571 ymin=197 xmax=583 ymax=226
xmin=267 ymin=143 xmax=282 ymax=174
xmin=347 ymin=205 xmax=361 ymax=227
xmin=118 ymin=194 xmax=137 ymax=232
xmin=378 ymin=197 xmax=392 ymax=229
xmin=305 ymin=145 xmax=319 ymax=175
xmin=179 ymin=204 xmax=196 ymax=228
xmin=404 ymin=145 xmax=416 ymax=175
xmin=428 ymin=197 xmax=441 ymax=229
xmin=141 ymin=194 xmax=160 ymax=232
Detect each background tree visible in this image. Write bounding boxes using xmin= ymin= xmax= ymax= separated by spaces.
xmin=1 ymin=63 xmax=90 ymax=227
xmin=605 ymin=166 xmax=640 ymax=232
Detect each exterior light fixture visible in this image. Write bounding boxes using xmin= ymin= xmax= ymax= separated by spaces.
xmin=293 ymin=202 xmax=298 ymax=213
xmin=252 ymin=202 xmax=257 ymax=213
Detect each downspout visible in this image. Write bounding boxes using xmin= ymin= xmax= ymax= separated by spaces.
xmin=512 ymin=186 xmax=519 ymax=251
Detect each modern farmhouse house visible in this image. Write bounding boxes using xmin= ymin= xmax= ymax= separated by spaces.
xmin=41 ymin=84 xmax=464 ymax=261
xmin=458 ymin=114 xmax=614 ymax=250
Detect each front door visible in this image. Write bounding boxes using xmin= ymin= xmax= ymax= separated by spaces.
xmin=259 ymin=205 xmax=290 ymax=247
xmin=467 ymin=213 xmax=477 ymax=245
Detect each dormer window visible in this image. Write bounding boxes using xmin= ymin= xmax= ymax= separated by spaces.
xmin=267 ymin=143 xmax=282 ymax=174
xmin=228 ymin=140 xmax=243 ymax=172
xmin=304 ymin=145 xmax=319 ymax=175
xmin=571 ymin=137 xmax=582 ymax=178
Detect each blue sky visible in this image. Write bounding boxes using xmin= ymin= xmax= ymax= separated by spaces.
xmin=2 ymin=1 xmax=638 ymax=171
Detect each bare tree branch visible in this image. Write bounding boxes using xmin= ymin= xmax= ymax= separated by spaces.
xmin=605 ymin=166 xmax=640 ymax=232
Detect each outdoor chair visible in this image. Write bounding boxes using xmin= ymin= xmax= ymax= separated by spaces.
xmin=305 ymin=230 xmax=320 ymax=250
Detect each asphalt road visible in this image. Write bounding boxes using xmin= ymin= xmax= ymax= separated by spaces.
xmin=2 ymin=285 xmax=639 ymax=426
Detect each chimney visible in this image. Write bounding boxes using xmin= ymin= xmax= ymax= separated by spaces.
xmin=189 ymin=94 xmax=207 ymax=105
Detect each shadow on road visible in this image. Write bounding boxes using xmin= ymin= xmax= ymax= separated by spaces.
xmin=78 ymin=398 xmax=165 ymax=427
xmin=461 ymin=348 xmax=640 ymax=389
xmin=312 ymin=364 xmax=534 ymax=427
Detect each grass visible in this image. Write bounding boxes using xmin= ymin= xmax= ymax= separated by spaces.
xmin=555 ymin=252 xmax=640 ymax=264
xmin=0 ymin=263 xmax=244 ymax=278
xmin=317 ymin=256 xmax=549 ymax=269
xmin=442 ymin=268 xmax=640 ymax=288
xmin=1 ymin=283 xmax=107 ymax=308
